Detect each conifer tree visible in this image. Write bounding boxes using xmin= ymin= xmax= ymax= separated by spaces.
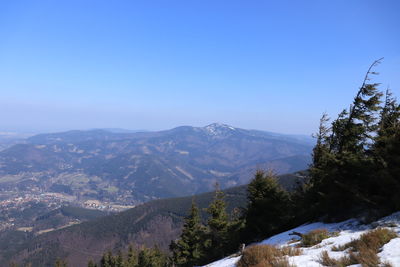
xmin=87 ymin=259 xmax=97 ymax=267
xmin=115 ymin=250 xmax=124 ymax=267
xmin=92 ymin=245 xmax=170 ymax=267
xmin=371 ymin=89 xmax=400 ymax=212
xmin=55 ymin=259 xmax=68 ymax=267
xmin=243 ymin=170 xmax=292 ymax=242
xmin=137 ymin=246 xmax=167 ymax=267
xmin=203 ymin=184 xmax=230 ymax=262
xmin=304 ymin=113 xmax=333 ymax=219
xmin=226 ymin=206 xmax=245 ymax=253
xmin=170 ymin=200 xmax=205 ymax=267
xmin=335 ymin=58 xmax=383 ymax=153
xmin=308 ymin=58 xmax=386 ymax=219
xmin=100 ymin=251 xmax=115 ymax=267
xmin=126 ymin=245 xmax=138 ymax=267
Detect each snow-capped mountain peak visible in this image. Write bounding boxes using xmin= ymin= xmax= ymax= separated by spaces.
xmin=203 ymin=123 xmax=237 ymax=136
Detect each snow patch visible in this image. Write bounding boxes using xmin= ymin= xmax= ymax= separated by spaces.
xmin=379 ymin=238 xmax=400 ymax=265
xmin=203 ymin=212 xmax=400 ymax=267
xmin=204 ymin=123 xmax=237 ymax=137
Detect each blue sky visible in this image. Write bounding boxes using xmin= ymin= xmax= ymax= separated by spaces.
xmin=0 ymin=0 xmax=399 ymax=134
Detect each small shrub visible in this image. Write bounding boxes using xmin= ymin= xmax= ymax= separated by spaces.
xmin=331 ymin=244 xmax=348 ymax=251
xmin=238 ymin=245 xmax=276 ymax=267
xmin=300 ymin=229 xmax=330 ymax=247
xmin=325 ymin=228 xmax=398 ymax=267
xmin=355 ymin=246 xmax=380 ymax=267
xmin=318 ymin=250 xmax=358 ymax=267
xmin=353 ymin=228 xmax=397 ymax=252
xmin=318 ymin=251 xmax=339 ymax=266
xmin=332 ymin=228 xmax=397 ymax=252
xmin=237 ymin=244 xmax=300 ymax=267
xmin=279 ymin=246 xmax=302 ymax=257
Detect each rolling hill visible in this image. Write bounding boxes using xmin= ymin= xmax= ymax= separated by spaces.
xmin=0 ymin=123 xmax=313 ymax=203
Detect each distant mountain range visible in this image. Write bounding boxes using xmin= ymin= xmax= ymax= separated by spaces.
xmin=0 ymin=123 xmax=313 ymax=203
xmin=0 ymin=131 xmax=35 ymax=151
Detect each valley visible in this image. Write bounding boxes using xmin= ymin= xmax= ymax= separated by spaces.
xmin=0 ymin=123 xmax=312 ymax=210
xmin=0 ymin=124 xmax=312 ymax=265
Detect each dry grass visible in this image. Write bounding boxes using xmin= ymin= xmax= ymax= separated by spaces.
xmin=237 ymin=244 xmax=300 ymax=267
xmin=351 ymin=228 xmax=397 ymax=252
xmin=354 ymin=247 xmax=380 ymax=267
xmin=279 ymin=246 xmax=302 ymax=257
xmin=332 ymin=228 xmax=397 ymax=251
xmin=300 ymin=229 xmax=331 ymax=247
xmin=331 ymin=244 xmax=347 ymax=251
xmin=318 ymin=250 xmax=358 ymax=267
xmin=320 ymin=228 xmax=398 ymax=267
xmin=319 ymin=249 xmax=379 ymax=267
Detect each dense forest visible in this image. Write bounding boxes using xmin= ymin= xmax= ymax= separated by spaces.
xmin=11 ymin=60 xmax=400 ymax=267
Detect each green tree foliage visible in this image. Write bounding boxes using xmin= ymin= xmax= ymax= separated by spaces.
xmin=100 ymin=251 xmax=116 ymax=267
xmin=87 ymin=259 xmax=97 ymax=267
xmin=307 ymin=58 xmax=400 ymax=220
xmin=371 ymin=89 xmax=400 ymax=212
xmin=293 ymin=113 xmax=332 ymax=221
xmin=91 ymin=246 xmax=168 ymax=267
xmin=203 ymin=185 xmax=231 ymax=262
xmin=126 ymin=245 xmax=138 ymax=267
xmin=170 ymin=200 xmax=205 ymax=267
xmin=171 ymin=188 xmax=245 ymax=266
xmin=243 ymin=170 xmax=292 ymax=242
xmin=115 ymin=251 xmax=124 ymax=267
xmin=54 ymin=259 xmax=68 ymax=267
xmin=137 ymin=247 xmax=167 ymax=267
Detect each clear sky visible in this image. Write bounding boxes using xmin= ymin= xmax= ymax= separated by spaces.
xmin=0 ymin=0 xmax=399 ymax=134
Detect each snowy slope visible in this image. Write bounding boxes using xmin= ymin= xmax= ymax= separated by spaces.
xmin=204 ymin=212 xmax=400 ymax=267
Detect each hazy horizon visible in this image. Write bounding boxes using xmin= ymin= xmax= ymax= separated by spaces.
xmin=0 ymin=122 xmax=315 ymax=137
xmin=1 ymin=1 xmax=399 ymax=135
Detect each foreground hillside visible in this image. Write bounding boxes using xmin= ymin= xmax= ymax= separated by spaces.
xmin=4 ymin=172 xmax=304 ymax=266
xmin=0 ymin=123 xmax=312 ymax=204
xmin=205 ymin=211 xmax=400 ymax=267
xmin=4 ymin=185 xmax=247 ymax=266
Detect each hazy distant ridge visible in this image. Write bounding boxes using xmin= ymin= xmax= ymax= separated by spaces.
xmin=0 ymin=123 xmax=313 ymax=203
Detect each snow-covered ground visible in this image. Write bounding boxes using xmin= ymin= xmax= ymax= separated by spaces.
xmin=204 ymin=212 xmax=400 ymax=267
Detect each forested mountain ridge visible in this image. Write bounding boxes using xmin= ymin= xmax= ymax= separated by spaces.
xmin=0 ymin=123 xmax=312 ymax=203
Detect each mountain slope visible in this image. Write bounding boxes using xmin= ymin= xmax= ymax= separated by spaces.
xmin=0 ymin=124 xmax=313 ymax=203
xmin=204 ymin=212 xmax=400 ymax=267
xmin=5 ymin=172 xmax=305 ymax=267
xmin=7 ymin=185 xmax=247 ymax=266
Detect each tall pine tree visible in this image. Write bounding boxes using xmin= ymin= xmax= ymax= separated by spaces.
xmin=308 ymin=58 xmax=385 ymax=219
xmin=203 ymin=185 xmax=230 ymax=262
xmin=371 ymin=89 xmax=400 ymax=212
xmin=170 ymin=200 xmax=205 ymax=267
